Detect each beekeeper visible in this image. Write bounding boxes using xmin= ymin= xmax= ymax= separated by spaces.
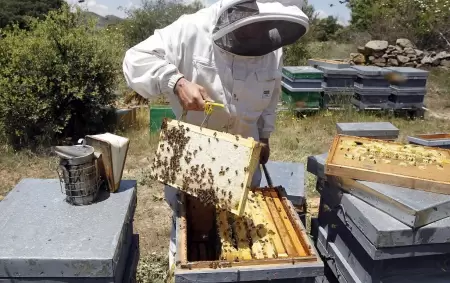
xmin=123 ymin=0 xmax=309 ymax=267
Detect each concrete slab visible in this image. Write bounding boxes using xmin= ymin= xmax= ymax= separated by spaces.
xmin=336 ymin=122 xmax=399 ymax=138
xmin=0 ymin=178 xmax=137 ymax=281
xmin=260 ymin=161 xmax=305 ymax=206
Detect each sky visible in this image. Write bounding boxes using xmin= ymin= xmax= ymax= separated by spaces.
xmin=66 ymin=0 xmax=350 ymax=25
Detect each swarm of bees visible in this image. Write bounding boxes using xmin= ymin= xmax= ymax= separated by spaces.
xmin=339 ymin=139 xmax=450 ymax=170
xmin=150 ymin=121 xmax=256 ymax=210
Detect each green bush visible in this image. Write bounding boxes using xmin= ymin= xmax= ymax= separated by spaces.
xmin=0 ymin=6 xmax=125 ymax=149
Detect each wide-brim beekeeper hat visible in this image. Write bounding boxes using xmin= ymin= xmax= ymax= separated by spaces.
xmin=213 ymin=0 xmax=310 ymax=56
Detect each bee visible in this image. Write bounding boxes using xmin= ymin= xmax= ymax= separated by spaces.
xmin=212 ymin=157 xmax=216 ymax=161
xmin=226 ymin=167 xmax=229 ymax=172
xmin=228 ymin=179 xmax=231 ymax=184
xmin=214 ymin=132 xmax=217 ymax=137
xmin=235 ymin=135 xmax=239 ymax=141
xmin=234 ymin=145 xmax=238 ymax=149
xmin=241 ymin=183 xmax=244 ymax=188
xmin=244 ymin=167 xmax=248 ymax=172
xmin=186 ymin=127 xmax=190 ymax=132
xmin=199 ymin=146 xmax=202 ymax=151
xmin=235 ymin=170 xmax=238 ymax=176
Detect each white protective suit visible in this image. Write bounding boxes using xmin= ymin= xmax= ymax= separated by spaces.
xmin=123 ymin=0 xmax=309 ymax=268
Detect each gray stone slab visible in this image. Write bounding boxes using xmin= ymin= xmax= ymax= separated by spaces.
xmin=319 ymin=183 xmax=450 ymax=248
xmin=336 ymin=122 xmax=399 ymax=138
xmin=260 ymin=160 xmax=305 ymax=206
xmin=317 ymin=222 xmax=450 ymax=283
xmin=0 ymin=178 xmax=137 ymax=280
xmin=333 ymin=178 xmax=450 ymax=228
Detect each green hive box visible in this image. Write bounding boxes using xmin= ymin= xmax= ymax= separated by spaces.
xmin=282 ymin=88 xmax=322 ymax=109
xmin=282 ymin=66 xmax=324 ymax=80
xmin=149 ymin=105 xmax=176 ymax=133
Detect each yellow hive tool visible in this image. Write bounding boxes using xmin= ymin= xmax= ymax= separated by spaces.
xmin=178 ymin=101 xmax=225 ymax=128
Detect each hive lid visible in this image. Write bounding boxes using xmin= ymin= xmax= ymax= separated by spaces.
xmin=336 ymin=122 xmax=399 ymax=137
xmin=351 ymin=65 xmax=390 ymax=76
xmin=0 ymin=178 xmax=137 ymax=278
xmin=282 ymin=66 xmax=324 ymax=80
xmin=317 ymin=66 xmax=357 ymax=76
xmin=385 ymin=67 xmax=429 ymax=78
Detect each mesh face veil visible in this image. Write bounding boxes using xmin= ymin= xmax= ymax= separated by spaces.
xmin=212 ymin=0 xmax=309 ymax=57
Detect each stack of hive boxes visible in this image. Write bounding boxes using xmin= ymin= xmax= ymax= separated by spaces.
xmin=281 ymin=66 xmax=324 ymax=111
xmin=317 ymin=66 xmax=357 ymax=110
xmin=307 ymin=122 xmax=450 ymax=283
xmin=351 ymin=66 xmax=392 ymax=110
xmin=385 ymin=67 xmax=429 ymax=110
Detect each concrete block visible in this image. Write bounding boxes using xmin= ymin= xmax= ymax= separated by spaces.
xmin=0 ymin=178 xmax=137 ymax=282
xmin=335 ymin=122 xmax=399 ymax=139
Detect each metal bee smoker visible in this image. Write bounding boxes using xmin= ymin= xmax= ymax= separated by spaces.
xmin=54 ymin=139 xmax=102 ymax=205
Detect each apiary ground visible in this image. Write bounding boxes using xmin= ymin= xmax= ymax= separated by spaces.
xmin=1 ymin=66 xmax=450 ymax=282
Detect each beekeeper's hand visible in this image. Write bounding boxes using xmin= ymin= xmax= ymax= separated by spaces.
xmin=174 ymin=78 xmax=212 ymax=111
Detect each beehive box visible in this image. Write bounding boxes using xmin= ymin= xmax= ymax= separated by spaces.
xmin=173 ymin=187 xmax=323 ymax=282
xmin=150 ymin=119 xmax=262 ymax=216
xmin=325 ymin=135 xmax=450 ymax=194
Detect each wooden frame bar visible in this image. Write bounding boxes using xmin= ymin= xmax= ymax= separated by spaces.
xmin=152 ymin=119 xmax=262 ymax=216
xmin=325 ymin=135 xmax=450 ymax=195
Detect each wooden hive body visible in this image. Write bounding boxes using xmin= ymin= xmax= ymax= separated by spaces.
xmin=325 ymin=135 xmax=450 ymax=195
xmin=151 ymin=119 xmax=262 ymax=216
xmin=173 ymin=186 xmax=322 ymax=282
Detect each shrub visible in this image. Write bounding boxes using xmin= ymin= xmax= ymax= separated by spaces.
xmin=0 ymin=6 xmax=125 ymax=149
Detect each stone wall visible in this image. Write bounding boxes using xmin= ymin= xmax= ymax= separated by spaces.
xmin=349 ymin=38 xmax=450 ymax=68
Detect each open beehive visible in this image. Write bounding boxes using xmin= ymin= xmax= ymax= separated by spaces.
xmin=150 ymin=119 xmax=262 ymax=216
xmin=325 ymin=135 xmax=450 ymax=195
xmin=174 ymin=186 xmax=320 ymax=275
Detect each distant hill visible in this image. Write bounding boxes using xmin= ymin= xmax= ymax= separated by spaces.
xmin=82 ymin=11 xmax=124 ymax=28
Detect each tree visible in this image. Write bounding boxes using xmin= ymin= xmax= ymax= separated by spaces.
xmin=0 ymin=6 xmax=123 ymax=149
xmin=315 ymin=16 xmax=343 ymax=41
xmin=0 ymin=0 xmax=65 ymax=29
xmin=119 ymin=0 xmax=204 ymax=48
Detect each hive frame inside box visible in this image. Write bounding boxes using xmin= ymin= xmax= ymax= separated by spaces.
xmin=152 ymin=118 xmax=262 ymax=216
xmin=325 ymin=135 xmax=450 ymax=195
xmin=173 ymin=187 xmax=323 ymax=282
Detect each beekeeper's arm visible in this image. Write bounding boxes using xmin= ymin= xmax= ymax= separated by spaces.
xmin=122 ymin=15 xmax=210 ymax=110
xmin=258 ymin=54 xmax=283 ymax=141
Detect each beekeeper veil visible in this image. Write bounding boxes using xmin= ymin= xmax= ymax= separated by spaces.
xmin=212 ymin=0 xmax=309 ymax=57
